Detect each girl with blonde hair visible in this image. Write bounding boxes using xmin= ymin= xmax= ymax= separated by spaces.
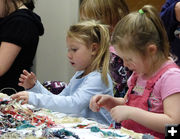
xmin=12 ymin=20 xmax=114 ymax=125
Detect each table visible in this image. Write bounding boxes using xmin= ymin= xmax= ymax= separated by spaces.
xmin=0 ymin=94 xmax=156 ymax=139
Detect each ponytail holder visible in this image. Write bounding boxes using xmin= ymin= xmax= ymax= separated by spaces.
xmin=139 ymin=9 xmax=144 ymax=14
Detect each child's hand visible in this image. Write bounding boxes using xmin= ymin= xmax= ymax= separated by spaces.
xmin=89 ymin=94 xmax=102 ymax=112
xmin=110 ymin=105 xmax=133 ymax=123
xmin=11 ymin=91 xmax=29 ymax=105
xmin=89 ymin=94 xmax=117 ymax=112
xmin=18 ymin=70 xmax=36 ymax=89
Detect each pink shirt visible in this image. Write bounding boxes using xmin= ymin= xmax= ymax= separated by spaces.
xmin=128 ymin=60 xmax=180 ymax=113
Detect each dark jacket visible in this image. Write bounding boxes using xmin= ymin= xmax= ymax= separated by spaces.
xmin=160 ymin=0 xmax=180 ymax=66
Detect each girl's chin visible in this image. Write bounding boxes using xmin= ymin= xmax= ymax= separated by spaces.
xmin=73 ymin=67 xmax=81 ymax=71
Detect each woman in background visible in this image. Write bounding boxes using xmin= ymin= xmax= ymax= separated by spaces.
xmin=80 ymin=0 xmax=132 ymax=98
xmin=0 ymin=0 xmax=44 ymax=95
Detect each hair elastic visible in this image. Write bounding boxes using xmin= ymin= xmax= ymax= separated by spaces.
xmin=139 ymin=9 xmax=144 ymax=14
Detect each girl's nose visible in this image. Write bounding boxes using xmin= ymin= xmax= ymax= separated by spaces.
xmin=67 ymin=52 xmax=72 ymax=59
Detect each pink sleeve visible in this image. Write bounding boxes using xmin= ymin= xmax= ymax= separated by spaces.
xmin=160 ymin=68 xmax=180 ymax=100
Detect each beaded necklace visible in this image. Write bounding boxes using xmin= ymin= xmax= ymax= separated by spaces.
xmin=91 ymin=126 xmax=127 ymax=138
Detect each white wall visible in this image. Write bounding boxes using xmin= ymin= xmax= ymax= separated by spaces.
xmin=34 ymin=0 xmax=79 ymax=83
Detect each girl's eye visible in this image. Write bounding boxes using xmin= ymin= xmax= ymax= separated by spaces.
xmin=72 ymin=48 xmax=77 ymax=52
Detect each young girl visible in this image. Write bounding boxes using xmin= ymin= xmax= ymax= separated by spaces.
xmin=0 ymin=0 xmax=44 ymax=95
xmin=89 ymin=5 xmax=180 ymax=138
xmin=11 ymin=20 xmax=114 ymax=126
xmin=80 ymin=0 xmax=132 ymax=98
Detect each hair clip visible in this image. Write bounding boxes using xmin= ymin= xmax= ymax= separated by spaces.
xmin=139 ymin=9 xmax=144 ymax=14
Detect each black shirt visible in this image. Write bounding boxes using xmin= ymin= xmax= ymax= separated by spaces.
xmin=0 ymin=9 xmax=44 ymax=95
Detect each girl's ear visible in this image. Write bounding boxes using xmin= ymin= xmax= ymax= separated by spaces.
xmin=147 ymin=44 xmax=157 ymax=55
xmin=91 ymin=43 xmax=99 ymax=56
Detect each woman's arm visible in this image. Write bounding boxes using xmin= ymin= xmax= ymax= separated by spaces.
xmin=0 ymin=42 xmax=21 ymax=76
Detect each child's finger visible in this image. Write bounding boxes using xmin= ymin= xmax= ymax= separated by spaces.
xmin=29 ymin=72 xmax=35 ymax=79
xmin=19 ymin=77 xmax=25 ymax=82
xmin=89 ymin=100 xmax=96 ymax=112
xmin=96 ymin=96 xmax=104 ymax=106
xmin=30 ymin=72 xmax=36 ymax=79
xmin=20 ymin=74 xmax=27 ymax=80
xmin=11 ymin=93 xmax=19 ymax=100
xmin=18 ymin=82 xmax=24 ymax=87
xmin=90 ymin=104 xmax=99 ymax=112
xmin=23 ymin=69 xmax=31 ymax=76
xmin=19 ymin=96 xmax=28 ymax=104
xmin=21 ymin=100 xmax=27 ymax=105
xmin=90 ymin=100 xmax=100 ymax=112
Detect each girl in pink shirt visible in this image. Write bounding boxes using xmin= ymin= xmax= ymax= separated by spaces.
xmin=89 ymin=5 xmax=180 ymax=138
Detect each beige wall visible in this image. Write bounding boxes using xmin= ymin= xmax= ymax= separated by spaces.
xmin=34 ymin=0 xmax=165 ymax=84
xmin=34 ymin=0 xmax=79 ymax=83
